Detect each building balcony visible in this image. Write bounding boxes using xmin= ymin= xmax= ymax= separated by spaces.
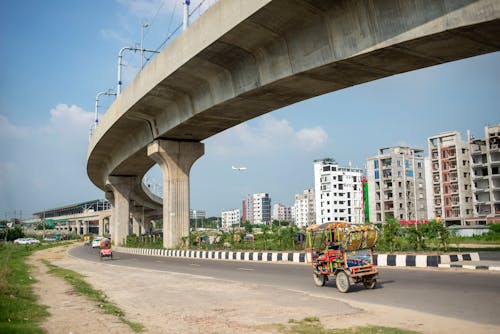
xmin=490 ymin=144 xmax=500 ymax=152
xmin=472 ymin=160 xmax=487 ymax=166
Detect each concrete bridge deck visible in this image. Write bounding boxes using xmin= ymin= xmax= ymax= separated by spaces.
xmin=87 ymin=0 xmax=500 ymax=246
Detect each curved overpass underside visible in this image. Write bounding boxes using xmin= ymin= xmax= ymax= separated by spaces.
xmin=87 ymin=0 xmax=500 ymax=246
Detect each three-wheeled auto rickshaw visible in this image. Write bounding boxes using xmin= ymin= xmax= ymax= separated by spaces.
xmin=99 ymin=238 xmax=112 ymax=260
xmin=305 ymin=222 xmax=379 ymax=293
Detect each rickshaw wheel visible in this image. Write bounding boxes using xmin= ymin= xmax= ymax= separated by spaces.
xmin=363 ymin=279 xmax=377 ymax=289
xmin=335 ymin=271 xmax=350 ymax=293
xmin=313 ymin=273 xmax=326 ymax=287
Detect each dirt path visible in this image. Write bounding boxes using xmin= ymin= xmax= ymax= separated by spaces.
xmin=30 ymin=244 xmax=500 ymax=334
xmin=28 ymin=245 xmax=135 ymax=334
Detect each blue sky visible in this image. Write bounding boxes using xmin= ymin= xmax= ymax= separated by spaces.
xmin=0 ymin=1 xmax=499 ymax=219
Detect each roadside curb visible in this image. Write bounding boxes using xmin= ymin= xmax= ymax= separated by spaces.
xmin=374 ymin=253 xmax=480 ymax=268
xmin=437 ymin=263 xmax=500 ymax=271
xmin=114 ymin=247 xmax=483 ymax=270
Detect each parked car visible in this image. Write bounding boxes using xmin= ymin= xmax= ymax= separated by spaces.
xmin=91 ymin=237 xmax=104 ymax=248
xmin=14 ymin=237 xmax=40 ymax=245
xmin=43 ymin=236 xmax=57 ymax=242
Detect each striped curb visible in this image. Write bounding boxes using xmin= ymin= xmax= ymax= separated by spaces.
xmin=114 ymin=247 xmax=307 ymax=264
xmin=114 ymin=247 xmax=480 ymax=269
xmin=373 ymin=253 xmax=479 ymax=268
xmin=438 ymin=263 xmax=500 ymax=271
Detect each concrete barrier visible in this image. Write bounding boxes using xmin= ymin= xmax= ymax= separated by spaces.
xmin=114 ymin=247 xmax=484 ymax=269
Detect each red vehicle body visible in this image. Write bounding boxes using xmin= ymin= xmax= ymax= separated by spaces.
xmin=99 ymin=238 xmax=112 ymax=260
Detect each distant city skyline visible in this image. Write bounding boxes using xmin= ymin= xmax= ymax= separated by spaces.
xmin=1 ymin=1 xmax=499 ymax=219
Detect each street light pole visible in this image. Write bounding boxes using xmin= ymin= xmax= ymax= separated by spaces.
xmin=94 ymin=89 xmax=116 ymax=128
xmin=183 ymin=1 xmax=191 ymax=31
xmin=117 ymin=46 xmax=159 ymax=95
xmin=141 ymin=22 xmax=150 ymax=69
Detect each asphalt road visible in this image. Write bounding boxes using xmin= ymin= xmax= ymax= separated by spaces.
xmin=70 ymin=246 xmax=500 ymax=325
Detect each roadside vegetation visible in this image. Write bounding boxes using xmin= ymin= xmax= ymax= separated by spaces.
xmin=0 ymin=241 xmax=71 ymax=333
xmin=272 ymin=317 xmax=420 ymax=334
xmin=124 ymin=218 xmax=500 ymax=253
xmin=42 ymin=260 xmax=144 ymax=332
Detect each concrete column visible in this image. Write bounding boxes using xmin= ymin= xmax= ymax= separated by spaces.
xmin=98 ymin=218 xmax=105 ymax=236
xmin=83 ymin=221 xmax=89 ymax=235
xmin=106 ymin=176 xmax=137 ymax=246
xmin=148 ymin=140 xmax=204 ymax=248
xmin=104 ymin=218 xmax=110 ymax=235
xmin=105 ymin=191 xmax=115 ymax=238
xmin=132 ymin=207 xmax=141 ymax=236
xmin=76 ymin=220 xmax=82 ymax=236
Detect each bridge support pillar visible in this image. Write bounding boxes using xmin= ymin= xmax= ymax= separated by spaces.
xmin=132 ymin=208 xmax=142 ymax=236
xmin=148 ymin=140 xmax=204 ymax=249
xmin=76 ymin=220 xmax=82 ymax=236
xmin=106 ymin=176 xmax=137 ymax=246
xmin=98 ymin=218 xmax=105 ymax=236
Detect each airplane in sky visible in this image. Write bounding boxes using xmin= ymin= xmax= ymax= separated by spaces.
xmin=232 ymin=166 xmax=247 ymax=171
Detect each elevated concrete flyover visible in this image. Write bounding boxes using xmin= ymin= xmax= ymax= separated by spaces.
xmin=87 ymin=0 xmax=500 ymax=247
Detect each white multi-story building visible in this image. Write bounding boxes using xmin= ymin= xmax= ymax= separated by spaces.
xmin=366 ymin=147 xmax=428 ymax=223
xmin=314 ymin=158 xmax=364 ymax=224
xmin=221 ymin=209 xmax=241 ymax=228
xmin=189 ymin=210 xmax=206 ymax=220
xmin=249 ymin=193 xmax=271 ymax=225
xmin=428 ymin=131 xmax=474 ymax=226
xmin=469 ymin=124 xmax=500 ymax=224
xmin=293 ymin=188 xmax=315 ymax=227
xmin=272 ymin=203 xmax=292 ymax=222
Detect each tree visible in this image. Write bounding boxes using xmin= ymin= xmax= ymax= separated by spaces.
xmin=261 ymin=224 xmax=269 ymax=250
xmin=406 ymin=224 xmax=427 ymax=251
xmin=243 ymin=221 xmax=253 ymax=234
xmin=6 ymin=226 xmax=24 ymax=241
xmin=382 ymin=216 xmax=400 ymax=253
xmin=435 ymin=220 xmax=450 ymax=251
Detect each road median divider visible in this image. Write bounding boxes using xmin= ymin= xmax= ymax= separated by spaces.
xmin=114 ymin=247 xmax=494 ymax=270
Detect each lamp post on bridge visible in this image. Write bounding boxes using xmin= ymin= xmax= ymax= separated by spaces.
xmin=116 ymin=46 xmax=160 ymax=95
xmin=94 ymin=89 xmax=116 ymax=129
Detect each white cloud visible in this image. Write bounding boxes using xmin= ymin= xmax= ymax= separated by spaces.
xmin=296 ymin=127 xmax=328 ymax=151
xmin=0 ymin=114 xmax=30 ymax=138
xmin=100 ymin=29 xmax=133 ymax=45
xmin=44 ymin=104 xmax=94 ymax=135
xmin=207 ymin=115 xmax=328 ymax=157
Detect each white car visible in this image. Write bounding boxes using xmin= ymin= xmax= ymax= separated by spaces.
xmin=26 ymin=238 xmax=41 ymax=244
xmin=91 ymin=237 xmax=104 ymax=248
xmin=14 ymin=238 xmax=40 ymax=245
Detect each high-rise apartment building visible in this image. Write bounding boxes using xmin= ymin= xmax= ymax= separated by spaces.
xmin=293 ymin=188 xmax=315 ymax=227
xmin=469 ymin=125 xmax=500 ymax=224
xmin=272 ymin=203 xmax=292 ymax=222
xmin=314 ymin=158 xmax=363 ymax=224
xmin=246 ymin=193 xmax=271 ymax=225
xmin=428 ymin=132 xmax=474 ymax=226
xmin=221 ymin=209 xmax=241 ymax=228
xmin=367 ymin=147 xmax=428 ymax=223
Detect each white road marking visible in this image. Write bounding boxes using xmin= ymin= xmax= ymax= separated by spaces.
xmin=189 ymin=263 xmax=201 ymax=267
xmin=237 ymin=268 xmax=254 ymax=271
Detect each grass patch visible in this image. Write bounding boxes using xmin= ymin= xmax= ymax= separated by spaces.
xmin=0 ymin=242 xmax=72 ymax=333
xmin=274 ymin=317 xmax=421 ymax=334
xmin=42 ymin=260 xmax=144 ymax=333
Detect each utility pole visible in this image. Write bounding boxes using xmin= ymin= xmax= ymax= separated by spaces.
xmin=141 ymin=22 xmax=150 ymax=69
xmin=117 ymin=46 xmax=159 ymax=95
xmin=94 ymin=89 xmax=116 ymax=130
xmin=183 ymin=0 xmax=190 ymax=31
